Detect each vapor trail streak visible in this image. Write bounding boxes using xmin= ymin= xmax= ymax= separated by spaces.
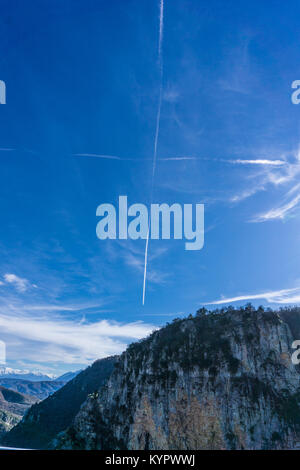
xmin=142 ymin=225 xmax=150 ymax=305
xmin=142 ymin=0 xmax=164 ymax=305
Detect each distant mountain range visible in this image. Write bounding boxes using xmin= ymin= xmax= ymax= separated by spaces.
xmin=0 ymin=369 xmax=82 ymax=401
xmin=0 ymin=379 xmax=64 ymax=400
xmin=0 ymin=367 xmax=56 ymax=382
xmin=0 ymin=367 xmax=81 ymax=383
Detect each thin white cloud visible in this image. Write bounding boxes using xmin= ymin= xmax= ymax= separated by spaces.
xmin=0 ymin=303 xmax=156 ymax=365
xmin=229 ymin=159 xmax=285 ymax=166
xmin=21 ymin=302 xmax=104 ymax=312
xmin=3 ymin=274 xmax=35 ymax=293
xmin=230 ymin=185 xmax=266 ymax=203
xmin=265 ymin=156 xmax=300 ymax=186
xmin=159 ymin=156 xmax=285 ymax=164
xmin=251 ymin=193 xmax=300 ymax=222
xmin=205 ymin=286 xmax=300 ymax=305
xmin=229 ymin=145 xmax=300 ymax=214
xmin=287 ymin=182 xmax=300 ymax=196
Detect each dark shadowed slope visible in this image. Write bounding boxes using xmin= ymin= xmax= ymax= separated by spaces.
xmin=1 ymin=356 xmax=117 ymax=449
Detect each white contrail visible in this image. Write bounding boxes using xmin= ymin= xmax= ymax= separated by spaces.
xmin=159 ymin=156 xmax=197 ymax=161
xmin=142 ymin=225 xmax=150 ymax=305
xmin=75 ymin=154 xmax=284 ymax=165
xmin=74 ymin=153 xmax=197 ymax=162
xmin=204 ymin=287 xmax=300 ymax=305
xmin=151 ymin=0 xmax=164 ymax=182
xmin=158 ymin=0 xmax=164 ymax=61
xmin=142 ymin=0 xmax=164 ymax=305
xmin=228 ymin=159 xmax=285 ymax=166
xmin=74 ymin=153 xmax=122 ymax=160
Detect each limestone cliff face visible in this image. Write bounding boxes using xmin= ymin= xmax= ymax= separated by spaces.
xmin=0 ymin=409 xmax=20 ymax=437
xmin=55 ymin=309 xmax=300 ymax=450
xmin=0 ymin=386 xmax=38 ymax=438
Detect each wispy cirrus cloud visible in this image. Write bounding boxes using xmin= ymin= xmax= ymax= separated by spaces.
xmin=230 ymin=185 xmax=266 ymax=203
xmin=20 ymin=302 xmax=105 ymax=313
xmin=205 ymin=286 xmax=300 ymax=305
xmin=3 ymin=273 xmax=36 ymax=293
xmin=251 ymin=193 xmax=300 ymax=222
xmin=230 ymin=146 xmax=300 ymax=221
xmin=73 ymin=147 xmax=299 ymax=223
xmin=0 ymin=299 xmax=156 ymax=366
xmin=247 ymin=150 xmax=300 ymax=221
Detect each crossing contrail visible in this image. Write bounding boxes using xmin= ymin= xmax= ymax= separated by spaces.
xmin=73 ymin=153 xmax=198 ymax=162
xmin=142 ymin=0 xmax=164 ymax=305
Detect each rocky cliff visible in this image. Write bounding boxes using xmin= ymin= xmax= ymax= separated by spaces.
xmin=55 ymin=307 xmax=300 ymax=450
xmin=0 ymin=386 xmax=38 ymax=437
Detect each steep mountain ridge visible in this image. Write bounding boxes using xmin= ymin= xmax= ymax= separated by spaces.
xmin=55 ymin=307 xmax=300 ymax=450
xmin=56 ymin=370 xmax=81 ymax=383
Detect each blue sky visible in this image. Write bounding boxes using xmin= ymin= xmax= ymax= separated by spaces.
xmin=0 ymin=0 xmax=300 ymax=375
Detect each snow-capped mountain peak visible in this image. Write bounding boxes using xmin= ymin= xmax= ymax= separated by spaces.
xmin=0 ymin=367 xmax=56 ymax=381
